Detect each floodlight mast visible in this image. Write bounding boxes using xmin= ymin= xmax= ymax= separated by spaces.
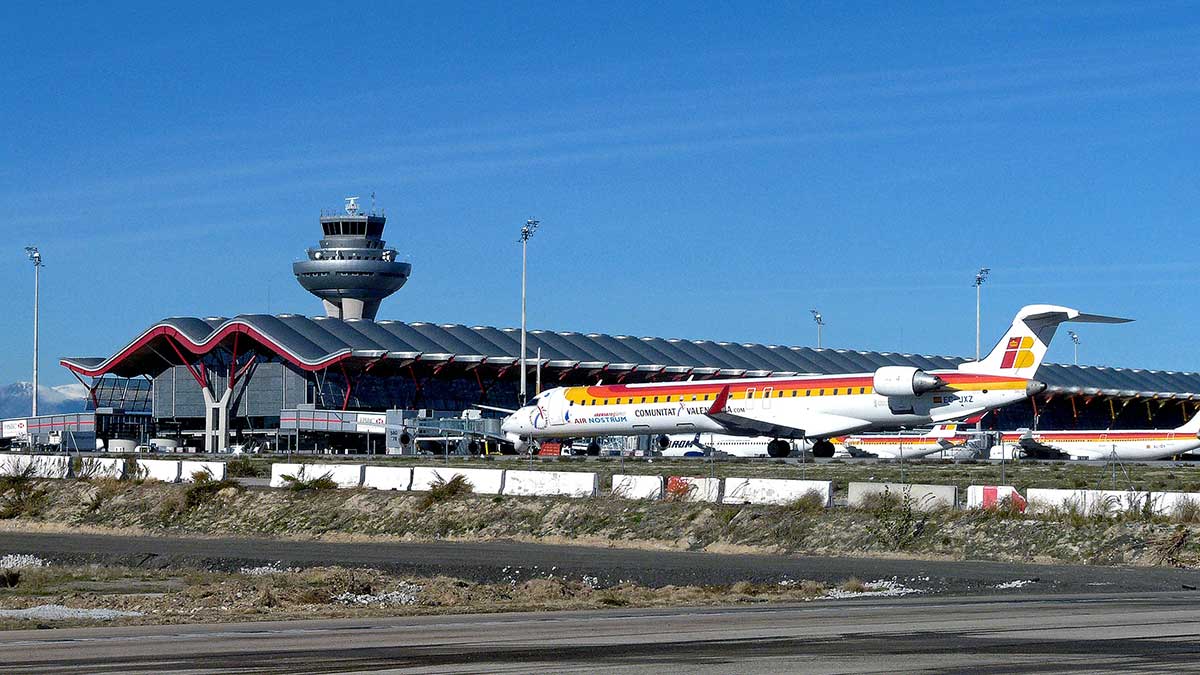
xmin=1069 ymin=330 xmax=1080 ymax=365
xmin=809 ymin=309 xmax=824 ymax=349
xmin=24 ymin=246 xmax=43 ymax=417
xmin=973 ymin=267 xmax=990 ymax=360
xmin=519 ymin=219 xmax=540 ymax=405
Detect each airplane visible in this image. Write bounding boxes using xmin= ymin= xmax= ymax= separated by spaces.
xmin=1004 ymin=412 xmax=1200 ymax=461
xmin=501 ymin=304 xmax=1131 ymax=455
xmin=658 ymin=432 xmax=815 ymax=458
xmin=835 ymin=423 xmax=971 ymax=459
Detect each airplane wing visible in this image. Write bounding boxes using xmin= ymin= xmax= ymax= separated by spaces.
xmin=706 ymin=386 xmax=873 ymax=439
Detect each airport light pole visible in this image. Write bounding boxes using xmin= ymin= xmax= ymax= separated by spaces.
xmin=973 ymin=267 xmax=990 ymax=360
xmin=519 ymin=219 xmax=540 ymax=404
xmin=24 ymin=247 xmax=43 ymax=417
xmin=1069 ymin=330 xmax=1080 ymax=365
xmin=809 ymin=309 xmax=824 ymax=349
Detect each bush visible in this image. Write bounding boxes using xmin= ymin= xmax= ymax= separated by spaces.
xmin=785 ymin=489 xmax=827 ymax=514
xmin=840 ymin=577 xmax=869 ymax=593
xmin=0 ymin=464 xmax=47 ymax=519
xmin=417 ymin=475 xmax=474 ymax=511
xmin=226 ymin=456 xmax=263 ymax=478
xmin=158 ymin=472 xmax=241 ymax=523
xmin=1174 ymin=497 xmax=1200 ymax=523
xmin=862 ymin=488 xmax=932 ymax=550
xmin=280 ymin=468 xmax=339 ymax=492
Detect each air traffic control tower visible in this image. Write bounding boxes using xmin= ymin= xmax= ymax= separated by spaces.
xmin=293 ymin=197 xmax=412 ymax=320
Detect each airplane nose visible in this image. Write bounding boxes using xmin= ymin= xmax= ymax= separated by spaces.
xmin=501 ymin=414 xmax=519 ymax=434
xmin=1026 ymin=380 xmax=1047 ymax=397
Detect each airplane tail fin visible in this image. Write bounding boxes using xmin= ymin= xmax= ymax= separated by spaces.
xmin=1177 ymin=410 xmax=1200 ymax=436
xmin=927 ymin=423 xmax=959 ymax=439
xmin=958 ymin=305 xmax=1131 ymax=379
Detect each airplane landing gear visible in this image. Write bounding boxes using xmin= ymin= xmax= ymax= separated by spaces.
xmin=767 ymin=439 xmax=792 ymax=458
xmin=812 ymin=439 xmax=835 ymax=458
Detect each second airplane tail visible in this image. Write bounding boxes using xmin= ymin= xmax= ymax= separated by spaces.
xmin=958 ymin=304 xmax=1132 ymax=379
xmin=1177 ymin=410 xmax=1200 ymax=436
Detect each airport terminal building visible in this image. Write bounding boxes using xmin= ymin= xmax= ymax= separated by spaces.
xmin=7 ymin=199 xmax=1200 ymax=454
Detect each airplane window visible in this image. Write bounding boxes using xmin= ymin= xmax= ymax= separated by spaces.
xmin=791 ymin=391 xmax=797 ymax=397
xmin=777 ymin=391 xmax=782 ymax=397
xmin=833 ymin=389 xmax=839 ymax=395
xmin=859 ymin=387 xmax=865 ymax=394
xmin=653 ymin=396 xmax=659 ymax=403
xmin=640 ymin=397 xmax=646 ymax=403
xmin=603 ymin=399 xmax=609 ymax=405
xmin=819 ymin=389 xmax=825 ymax=396
xmin=806 ymin=390 xmax=811 ymax=396
xmin=616 ymin=398 xmax=622 ymax=404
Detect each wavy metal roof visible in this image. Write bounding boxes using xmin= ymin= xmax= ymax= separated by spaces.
xmin=60 ymin=314 xmax=1200 ymax=400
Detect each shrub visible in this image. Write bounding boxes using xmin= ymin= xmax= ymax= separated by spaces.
xmin=840 ymin=577 xmax=869 ymax=593
xmin=863 ymin=488 xmax=931 ymax=550
xmin=786 ymin=489 xmax=827 ymax=514
xmin=280 ymin=468 xmax=339 ymax=492
xmin=417 ymin=475 xmax=474 ymax=511
xmin=226 ymin=456 xmax=263 ymax=478
xmin=0 ymin=464 xmax=47 ymax=519
xmin=1174 ymin=497 xmax=1200 ymax=523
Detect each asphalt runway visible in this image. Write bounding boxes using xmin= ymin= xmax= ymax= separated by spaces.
xmin=4 ymin=592 xmax=1200 ymax=673
xmin=5 ymin=531 xmax=1200 ymax=593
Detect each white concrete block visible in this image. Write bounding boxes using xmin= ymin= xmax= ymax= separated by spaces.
xmin=665 ymin=476 xmax=721 ymax=503
xmin=966 ymin=485 xmax=1026 ymax=511
xmin=611 ymin=474 xmax=663 ymax=500
xmin=1089 ymin=490 xmax=1150 ymax=515
xmin=76 ymin=457 xmax=125 ymax=480
xmin=0 ymin=454 xmax=70 ymax=479
xmin=722 ymin=477 xmax=833 ymax=507
xmin=1025 ymin=488 xmax=1090 ymax=514
xmin=363 ymin=466 xmax=414 ymax=491
xmin=410 ymin=467 xmax=505 ymax=495
xmin=502 ymin=469 xmax=598 ymax=498
xmin=1150 ymin=491 xmax=1200 ymax=517
xmin=269 ymin=463 xmax=364 ymax=489
xmin=180 ymin=461 xmax=227 ymax=482
xmin=134 ymin=459 xmax=181 ymax=483
xmin=848 ymin=482 xmax=957 ymax=511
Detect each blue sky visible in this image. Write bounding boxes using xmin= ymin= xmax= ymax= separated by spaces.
xmin=1 ymin=1 xmax=1197 ymax=386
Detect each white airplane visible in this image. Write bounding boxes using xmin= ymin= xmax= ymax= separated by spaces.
xmin=1004 ymin=412 xmax=1200 ymax=461
xmin=502 ymin=304 xmax=1130 ymax=455
xmin=658 ymin=433 xmax=814 ymax=458
xmin=834 ymin=423 xmax=971 ymax=459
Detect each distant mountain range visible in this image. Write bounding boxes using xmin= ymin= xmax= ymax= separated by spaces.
xmin=0 ymin=382 xmax=88 ymax=419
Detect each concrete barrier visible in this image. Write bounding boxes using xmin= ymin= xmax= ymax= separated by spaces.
xmin=848 ymin=482 xmax=957 ymax=511
xmin=269 ymin=463 xmax=364 ymax=489
xmin=180 ymin=460 xmax=227 ymax=482
xmin=363 ymin=466 xmax=414 ymax=491
xmin=966 ymin=485 xmax=1026 ymax=512
xmin=502 ymin=470 xmax=598 ymax=498
xmin=1150 ymin=491 xmax=1200 ymax=517
xmin=76 ymin=457 xmax=126 ymax=480
xmin=722 ymin=477 xmax=833 ymax=507
xmin=411 ymin=467 xmax=506 ymax=495
xmin=1026 ymin=488 xmax=1149 ymax=515
xmin=134 ymin=459 xmax=181 ymax=483
xmin=0 ymin=454 xmax=71 ymax=479
xmin=1089 ymin=490 xmax=1150 ymax=515
xmin=665 ymin=476 xmax=721 ymax=503
xmin=611 ymin=474 xmax=663 ymax=500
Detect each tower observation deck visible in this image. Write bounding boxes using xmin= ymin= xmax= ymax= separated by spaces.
xmin=293 ymin=197 xmax=412 ymax=321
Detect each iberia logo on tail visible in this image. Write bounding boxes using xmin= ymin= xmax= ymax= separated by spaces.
xmin=999 ymin=337 xmax=1035 ymax=370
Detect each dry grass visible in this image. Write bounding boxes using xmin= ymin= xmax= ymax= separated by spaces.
xmin=417 ymin=475 xmax=474 ymax=511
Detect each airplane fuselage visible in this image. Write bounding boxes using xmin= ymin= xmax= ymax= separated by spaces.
xmin=505 ymin=370 xmax=1032 ymax=442
xmin=1006 ymin=430 xmax=1200 ymax=461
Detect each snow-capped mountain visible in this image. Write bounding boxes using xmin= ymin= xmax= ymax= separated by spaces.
xmin=0 ymin=382 xmax=88 ymax=419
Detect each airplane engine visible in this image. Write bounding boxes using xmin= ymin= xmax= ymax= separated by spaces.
xmin=873 ymin=366 xmax=944 ymax=397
